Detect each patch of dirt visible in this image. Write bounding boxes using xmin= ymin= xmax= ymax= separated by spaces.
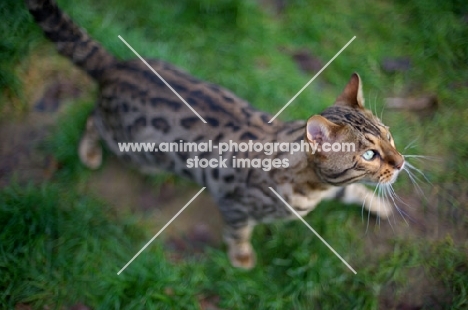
xmin=84 ymin=157 xmax=223 ymax=244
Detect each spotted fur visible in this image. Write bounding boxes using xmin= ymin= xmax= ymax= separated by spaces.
xmin=27 ymin=0 xmax=405 ymax=269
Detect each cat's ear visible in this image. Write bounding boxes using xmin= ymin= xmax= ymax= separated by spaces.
xmin=306 ymin=115 xmax=341 ymax=145
xmin=334 ymin=72 xmax=365 ymax=109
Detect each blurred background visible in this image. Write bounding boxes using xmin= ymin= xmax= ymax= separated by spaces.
xmin=1 ymin=0 xmax=467 ymax=308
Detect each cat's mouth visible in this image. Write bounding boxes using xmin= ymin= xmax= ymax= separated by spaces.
xmin=381 ymin=161 xmax=405 ymax=184
xmin=393 ymin=160 xmax=405 ymax=182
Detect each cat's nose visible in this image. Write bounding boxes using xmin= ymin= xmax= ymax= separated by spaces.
xmin=386 ymin=154 xmax=404 ymax=170
xmin=394 ymin=159 xmax=404 ymax=170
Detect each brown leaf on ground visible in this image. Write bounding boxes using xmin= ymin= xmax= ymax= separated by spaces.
xmin=385 ymin=96 xmax=438 ymax=111
xmin=190 ymin=223 xmax=216 ymax=246
xmin=198 ymin=295 xmax=221 ymax=310
xmin=258 ymin=0 xmax=286 ymax=15
xmin=166 ymin=223 xmax=217 ymax=262
xmin=43 ymin=155 xmax=60 ymax=180
xmin=381 ymin=57 xmax=411 ymax=73
xmin=164 ymin=287 xmax=175 ymax=296
xmin=449 ymin=81 xmax=468 ymax=89
xmin=291 ymin=49 xmax=323 ymax=74
xmin=69 ymin=303 xmax=91 ymax=310
xmin=385 ymin=96 xmax=438 ymax=118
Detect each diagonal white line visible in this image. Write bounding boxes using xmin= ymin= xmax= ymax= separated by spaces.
xmin=268 ymin=187 xmax=357 ymax=274
xmin=268 ymin=36 xmax=356 ymax=123
xmin=117 ymin=187 xmax=206 ymax=275
xmin=118 ymin=35 xmax=207 ymax=123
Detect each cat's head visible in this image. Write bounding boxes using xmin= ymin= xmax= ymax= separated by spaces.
xmin=306 ymin=73 xmax=404 ymax=186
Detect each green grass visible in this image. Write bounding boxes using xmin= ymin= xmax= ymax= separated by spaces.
xmin=1 ymin=0 xmax=468 ymax=308
xmin=0 ymin=0 xmax=42 ymax=112
xmin=4 ymin=183 xmax=463 ymax=309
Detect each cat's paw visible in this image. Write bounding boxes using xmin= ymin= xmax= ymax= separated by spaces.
xmin=78 ymin=136 xmax=102 ymax=170
xmin=228 ymin=243 xmax=256 ymax=270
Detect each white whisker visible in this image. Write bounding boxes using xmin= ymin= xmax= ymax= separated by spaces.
xmin=403 ymin=167 xmax=425 ymax=197
xmin=366 ymin=182 xmax=380 ymax=233
xmin=402 ymin=154 xmax=438 ymax=160
xmin=385 ymin=184 xmax=409 ymax=226
xmin=405 ymin=161 xmax=432 ymax=185
xmin=389 ymin=190 xmax=417 ymax=224
xmin=376 ymin=183 xmax=382 ymax=228
xmin=381 ymin=185 xmax=395 ymax=232
xmin=379 ymin=98 xmax=385 ymax=121
xmin=388 ymin=183 xmax=414 ymax=209
xmin=404 ymin=137 xmax=420 ymax=151
xmin=361 ymin=191 xmax=369 ymax=224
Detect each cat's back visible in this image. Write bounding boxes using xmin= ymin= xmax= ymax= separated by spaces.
xmin=97 ymin=58 xmax=279 ymax=145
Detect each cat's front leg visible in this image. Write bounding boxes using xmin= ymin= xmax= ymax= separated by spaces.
xmin=223 ymin=223 xmax=256 ymax=269
xmin=339 ymin=184 xmax=393 ymax=219
xmin=218 ymin=200 xmax=256 ymax=269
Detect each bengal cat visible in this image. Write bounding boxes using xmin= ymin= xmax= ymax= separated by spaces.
xmin=26 ymin=0 xmax=405 ymax=269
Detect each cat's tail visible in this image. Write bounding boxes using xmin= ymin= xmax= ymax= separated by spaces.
xmin=25 ymin=0 xmax=115 ymax=81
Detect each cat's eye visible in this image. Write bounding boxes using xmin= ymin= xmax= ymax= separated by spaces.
xmin=362 ymin=150 xmax=377 ymax=161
